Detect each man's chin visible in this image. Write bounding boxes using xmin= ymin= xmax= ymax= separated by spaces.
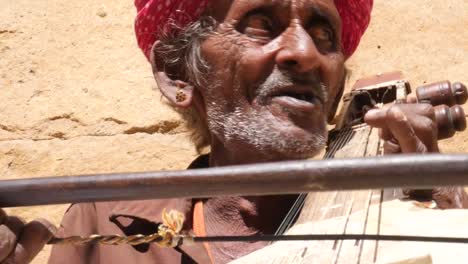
xmin=250 ymin=124 xmax=327 ymax=161
xmin=208 ymin=106 xmax=327 ymax=161
xmin=274 ymin=119 xmax=328 ymax=157
xmin=271 ymin=137 xmax=326 ymax=160
xmin=219 ymin=127 xmax=327 ymax=162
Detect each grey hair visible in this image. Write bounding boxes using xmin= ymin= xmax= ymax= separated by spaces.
xmin=153 ymin=17 xmax=218 ymax=152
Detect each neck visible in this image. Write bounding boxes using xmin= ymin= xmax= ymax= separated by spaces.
xmin=205 ymin=137 xmax=299 ymax=234
xmin=204 ymin=195 xmax=297 ymax=235
xmin=203 ymin=195 xmax=297 ymax=263
xmin=203 ymin=138 xmax=300 ymax=262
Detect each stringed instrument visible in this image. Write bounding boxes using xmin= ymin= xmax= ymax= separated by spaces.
xmin=233 ymin=72 xmax=468 ymax=264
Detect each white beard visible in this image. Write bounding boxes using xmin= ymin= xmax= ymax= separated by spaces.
xmin=208 ymin=105 xmax=327 ymax=159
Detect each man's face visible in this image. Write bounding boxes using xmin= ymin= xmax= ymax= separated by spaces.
xmin=199 ymin=0 xmax=345 ymax=161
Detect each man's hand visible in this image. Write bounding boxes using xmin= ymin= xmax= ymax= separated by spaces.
xmin=364 ymin=103 xmax=438 ymax=154
xmin=0 ymin=209 xmax=55 ymax=263
xmin=364 ymin=102 xmax=468 ymax=209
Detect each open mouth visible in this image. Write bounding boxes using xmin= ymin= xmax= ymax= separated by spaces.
xmin=262 ymin=85 xmax=324 ymax=114
xmin=274 ymin=91 xmax=317 ymax=104
xmin=269 ymin=85 xmax=322 ymax=105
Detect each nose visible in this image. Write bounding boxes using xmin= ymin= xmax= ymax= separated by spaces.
xmin=275 ymin=25 xmax=321 ymax=74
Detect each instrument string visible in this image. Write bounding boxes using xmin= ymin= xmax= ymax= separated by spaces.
xmin=356 ymin=191 xmax=374 ymax=264
xmin=274 ymin=126 xmax=354 ymax=236
xmin=331 ymin=127 xmax=354 ymax=155
xmin=361 ymin=128 xmax=384 ymax=264
xmin=373 ymin=189 xmax=384 ymax=263
xmin=275 ymin=193 xmax=307 ymax=236
xmin=330 ymin=125 xmax=364 ymax=258
xmin=275 ymin=123 xmax=370 ymax=248
xmin=332 ymin=199 xmax=355 ymax=264
xmin=372 ymin=91 xmax=396 ymax=262
xmin=280 ymin=194 xmax=306 ymax=233
xmin=344 ymin=125 xmax=374 ymax=264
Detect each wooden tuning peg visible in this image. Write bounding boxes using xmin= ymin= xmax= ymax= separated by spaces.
xmin=416 ymin=81 xmax=468 ymax=107
xmin=435 ymin=104 xmax=467 ymax=139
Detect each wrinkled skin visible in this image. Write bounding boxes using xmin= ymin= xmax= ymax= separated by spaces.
xmin=200 ymin=0 xmax=346 ymax=164
xmin=151 ymin=0 xmax=468 ymax=263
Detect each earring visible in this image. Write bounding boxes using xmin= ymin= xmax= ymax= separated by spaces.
xmin=175 ymin=88 xmax=187 ymax=103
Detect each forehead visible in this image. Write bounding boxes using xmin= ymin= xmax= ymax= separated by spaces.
xmin=209 ymin=0 xmax=339 ymax=23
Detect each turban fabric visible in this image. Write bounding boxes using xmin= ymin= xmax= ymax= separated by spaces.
xmin=135 ymin=0 xmax=373 ymax=61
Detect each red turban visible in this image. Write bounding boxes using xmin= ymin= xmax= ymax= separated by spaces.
xmin=135 ymin=0 xmax=373 ymax=60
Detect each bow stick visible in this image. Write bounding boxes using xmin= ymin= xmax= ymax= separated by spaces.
xmin=3 ymin=153 xmax=466 ymax=247
xmin=1 ymin=154 xmax=468 ymax=208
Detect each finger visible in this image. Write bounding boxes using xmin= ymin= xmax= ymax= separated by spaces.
xmin=404 ymin=115 xmax=438 ymax=152
xmin=378 ymin=128 xmax=393 ymax=141
xmin=379 ymin=117 xmax=437 ymax=152
xmin=3 ymin=219 xmax=56 ymax=264
xmin=366 ymin=104 xmax=436 ymax=152
xmin=365 ymin=104 xmax=435 ymax=128
xmin=364 ymin=108 xmax=388 ymax=128
xmin=383 ymin=139 xmax=401 ymax=154
xmin=0 ymin=217 xmax=25 ymax=261
xmin=367 ymin=109 xmax=404 ymax=142
xmin=386 ymin=106 xmax=427 ymax=153
xmin=4 ymin=217 xmax=25 ymax=237
xmin=0 ymin=225 xmax=16 ymax=262
xmin=400 ymin=103 xmax=436 ymax=123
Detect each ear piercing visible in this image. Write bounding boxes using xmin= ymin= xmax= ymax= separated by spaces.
xmin=176 ymin=89 xmax=187 ymax=103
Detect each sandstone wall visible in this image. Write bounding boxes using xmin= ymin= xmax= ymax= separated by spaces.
xmin=0 ymin=0 xmax=466 ymax=263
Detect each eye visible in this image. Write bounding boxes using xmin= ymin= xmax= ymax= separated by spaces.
xmin=242 ymin=14 xmax=274 ymax=41
xmin=309 ymin=25 xmax=335 ymax=53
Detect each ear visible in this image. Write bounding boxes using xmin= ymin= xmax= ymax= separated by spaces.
xmin=150 ymin=41 xmax=195 ymax=108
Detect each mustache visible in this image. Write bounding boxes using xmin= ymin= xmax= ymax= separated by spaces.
xmin=255 ymin=68 xmax=328 ymax=104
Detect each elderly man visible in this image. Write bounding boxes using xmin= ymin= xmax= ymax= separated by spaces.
xmin=0 ymin=0 xmax=467 ymax=263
